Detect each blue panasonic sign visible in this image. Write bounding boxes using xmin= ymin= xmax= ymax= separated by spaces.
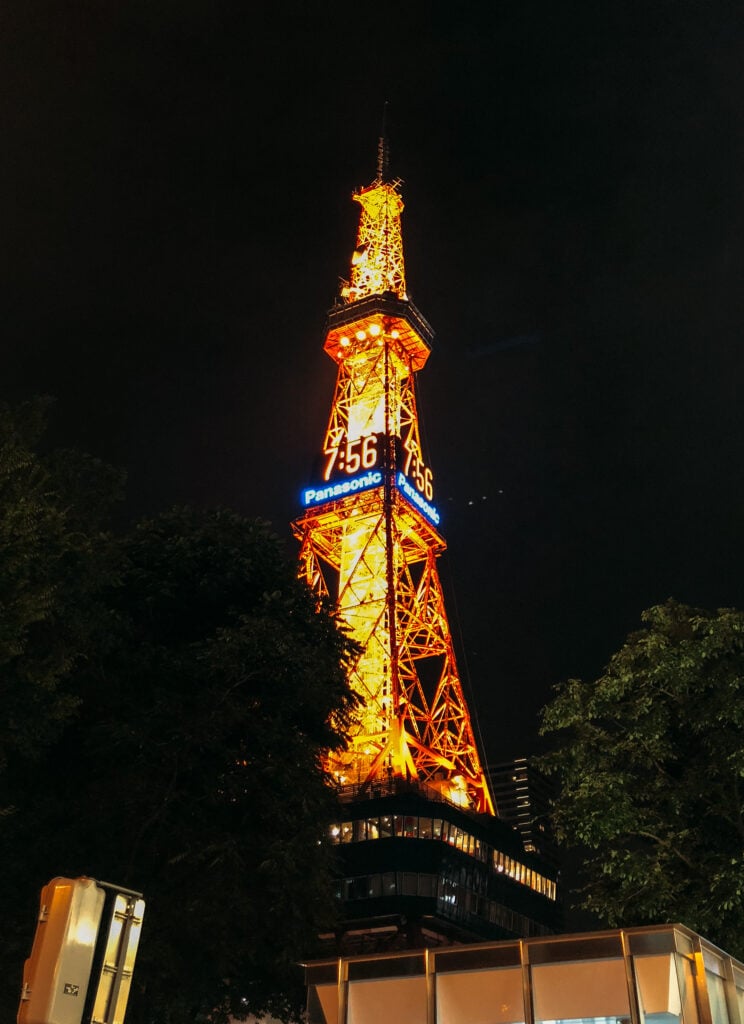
xmin=395 ymin=472 xmax=441 ymax=526
xmin=301 ymin=469 xmax=441 ymax=527
xmin=302 ymin=470 xmax=383 ymax=508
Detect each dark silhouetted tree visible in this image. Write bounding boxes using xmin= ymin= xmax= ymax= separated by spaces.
xmin=8 ymin=509 xmax=356 ymax=1023
xmin=540 ymin=598 xmax=744 ymax=957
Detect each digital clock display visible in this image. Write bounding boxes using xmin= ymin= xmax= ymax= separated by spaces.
xmin=395 ymin=471 xmax=441 ymax=526
xmin=401 ymin=434 xmax=433 ymax=502
xmin=323 ymin=433 xmax=382 ymax=480
xmin=309 ymin=430 xmax=436 ymax=517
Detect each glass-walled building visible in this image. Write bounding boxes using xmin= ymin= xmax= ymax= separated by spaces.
xmin=324 ymin=782 xmax=561 ymax=953
xmin=306 ymin=924 xmax=741 ymax=1024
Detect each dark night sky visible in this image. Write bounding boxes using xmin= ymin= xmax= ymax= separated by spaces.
xmin=3 ymin=1 xmax=743 ymax=764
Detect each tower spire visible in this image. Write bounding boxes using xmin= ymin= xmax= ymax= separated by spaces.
xmin=343 ymin=124 xmax=406 ymax=303
xmin=376 ymin=102 xmax=389 ymax=183
xmin=293 ymin=165 xmax=494 ymax=816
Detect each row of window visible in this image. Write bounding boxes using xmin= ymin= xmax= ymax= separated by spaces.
xmin=329 ymin=815 xmax=557 ymax=901
xmin=339 ymin=871 xmax=552 ymax=938
xmin=490 ymin=847 xmax=554 ymax=898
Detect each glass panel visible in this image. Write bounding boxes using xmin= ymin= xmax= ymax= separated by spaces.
xmin=675 ymin=933 xmax=695 ymax=957
xmin=530 ymin=934 xmax=623 ymax=964
xmin=379 ymin=815 xmax=393 ymax=838
xmin=432 ymin=819 xmax=443 ymax=840
xmin=674 ymin=953 xmax=700 ymax=1024
xmin=402 ymin=873 xmax=417 ymax=896
xmin=347 ymin=976 xmax=427 ymax=1024
xmin=353 ymin=819 xmax=367 ymax=841
xmin=307 ymin=983 xmax=337 ymax=1024
xmin=368 ymin=875 xmax=381 ymax=897
xmin=367 ymin=818 xmax=380 ymax=839
xmin=340 ymin=822 xmax=353 ymax=843
xmin=704 ymin=950 xmax=726 ymax=978
xmin=532 ymin=957 xmax=630 ymax=1024
xmin=394 ymin=815 xmax=405 ymax=836
xmin=628 ymin=932 xmax=677 ymax=956
xmin=306 ymin=964 xmax=337 ymax=986
xmin=733 ymin=967 xmax=744 ymax=1024
xmin=440 ymin=878 xmax=457 ymax=906
xmin=418 ymin=874 xmax=435 ymax=897
xmin=358 ymin=876 xmax=372 ymax=898
xmin=737 ymin=984 xmax=744 ymax=1024
xmin=419 ymin=817 xmax=433 ymax=839
xmin=349 ymin=954 xmax=425 ymax=980
xmin=436 ymin=946 xmax=521 ymax=973
xmin=437 ymin=966 xmax=524 ymax=1024
xmin=707 ymin=970 xmax=730 ymax=1024
xmin=635 ymin=954 xmax=684 ymax=1024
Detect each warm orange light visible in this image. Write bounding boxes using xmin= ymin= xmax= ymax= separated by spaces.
xmin=292 ymin=167 xmax=494 ymax=816
xmin=349 ymin=180 xmax=406 ymax=300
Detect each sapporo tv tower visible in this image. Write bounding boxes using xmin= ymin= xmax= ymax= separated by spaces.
xmin=293 ymin=138 xmax=560 ymax=949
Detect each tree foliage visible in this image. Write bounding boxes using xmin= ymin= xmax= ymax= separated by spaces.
xmin=540 ymin=598 xmax=744 ymax=957
xmin=0 ymin=397 xmax=123 ymax=772
xmin=0 ymin=403 xmax=358 ymax=1023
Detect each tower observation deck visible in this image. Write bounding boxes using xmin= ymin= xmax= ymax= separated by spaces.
xmin=293 ymin=158 xmax=493 ymax=816
xmin=292 ymin=145 xmax=560 ymax=947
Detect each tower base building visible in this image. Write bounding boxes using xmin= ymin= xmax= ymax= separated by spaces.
xmin=325 ymin=778 xmax=560 ymax=955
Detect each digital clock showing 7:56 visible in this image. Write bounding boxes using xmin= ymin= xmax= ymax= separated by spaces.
xmin=323 ymin=433 xmax=381 ymax=479
xmin=322 ymin=433 xmax=434 ymax=502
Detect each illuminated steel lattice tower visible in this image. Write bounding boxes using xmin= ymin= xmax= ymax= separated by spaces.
xmin=293 ymin=148 xmax=493 ymax=816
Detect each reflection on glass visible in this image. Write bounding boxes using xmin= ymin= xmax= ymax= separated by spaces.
xmin=634 ymin=953 xmax=697 ymax=1024
xmin=706 ymin=970 xmax=729 ymax=1024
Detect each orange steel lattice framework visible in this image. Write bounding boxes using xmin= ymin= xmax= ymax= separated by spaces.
xmin=293 ymin=155 xmax=494 ymax=815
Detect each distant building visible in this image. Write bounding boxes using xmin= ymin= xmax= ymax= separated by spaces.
xmin=488 ymin=758 xmax=560 ymax=870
